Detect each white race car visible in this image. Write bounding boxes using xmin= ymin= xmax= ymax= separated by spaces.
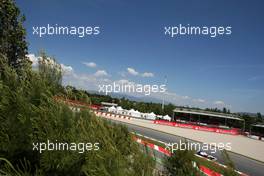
xmin=196 ymin=151 xmax=217 ymax=161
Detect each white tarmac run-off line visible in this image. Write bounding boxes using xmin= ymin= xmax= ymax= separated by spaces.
xmin=102 ymin=115 xmax=264 ymax=163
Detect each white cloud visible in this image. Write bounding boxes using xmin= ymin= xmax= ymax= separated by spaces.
xmin=182 ymin=96 xmax=190 ymax=100
xmin=26 ymin=54 xmax=40 ymax=67
xmin=116 ymin=79 xmax=130 ymax=84
xmin=94 ymin=70 xmax=108 ymax=77
xmin=118 ymin=71 xmax=127 ymax=77
xmin=127 ymin=67 xmax=139 ymax=76
xmin=193 ymin=99 xmax=206 ymax=103
xmin=27 ymin=54 xmax=230 ymax=111
xmin=27 ymin=53 xmax=74 ymax=76
xmin=142 ymin=72 xmax=154 ymax=77
xmin=61 ymin=64 xmax=74 ymax=75
xmin=214 ymin=100 xmax=225 ymax=106
xmin=63 ymin=73 xmax=99 ymax=91
xmin=83 ymin=62 xmax=97 ymax=68
xmin=116 ymin=79 xmax=135 ymax=85
xmin=127 ymin=67 xmax=155 ymax=78
xmin=63 ymin=70 xmax=229 ymax=110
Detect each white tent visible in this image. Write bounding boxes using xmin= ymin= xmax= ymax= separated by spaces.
xmin=156 ymin=115 xmax=163 ymax=119
xmin=128 ymin=109 xmax=135 ymax=116
xmin=128 ymin=109 xmax=134 ymax=113
xmin=146 ymin=112 xmax=156 ymax=120
xmin=116 ymin=106 xmax=125 ymax=114
xmin=108 ymin=106 xmax=116 ymax=113
xmin=128 ymin=109 xmax=141 ymax=118
xmin=134 ymin=110 xmax=141 ymax=118
xmin=140 ymin=113 xmax=148 ymax=119
xmin=116 ymin=106 xmax=123 ymax=111
xmin=163 ymin=115 xmax=171 ymax=121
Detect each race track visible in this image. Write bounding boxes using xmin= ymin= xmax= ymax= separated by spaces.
xmin=106 ymin=117 xmax=264 ymax=176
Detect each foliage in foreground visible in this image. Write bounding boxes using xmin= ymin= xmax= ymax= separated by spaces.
xmin=0 ymin=0 xmax=28 ymax=69
xmin=221 ymin=150 xmax=239 ymax=176
xmin=164 ymin=141 xmax=239 ymax=176
xmin=164 ymin=146 xmax=200 ymax=176
xmin=0 ymin=55 xmax=154 ymax=176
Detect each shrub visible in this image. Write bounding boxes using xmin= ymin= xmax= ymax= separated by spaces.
xmin=0 ymin=55 xmax=154 ymax=176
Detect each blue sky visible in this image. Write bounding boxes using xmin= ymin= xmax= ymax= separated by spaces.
xmin=17 ymin=0 xmax=264 ymax=113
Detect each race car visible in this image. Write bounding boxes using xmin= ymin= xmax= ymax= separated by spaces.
xmin=196 ymin=151 xmax=217 ymax=161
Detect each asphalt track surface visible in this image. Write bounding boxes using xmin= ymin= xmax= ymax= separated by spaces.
xmin=108 ymin=119 xmax=264 ymax=176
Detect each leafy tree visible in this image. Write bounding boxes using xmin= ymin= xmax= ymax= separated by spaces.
xmin=164 ymin=143 xmax=200 ymax=176
xmin=164 ymin=103 xmax=176 ymax=116
xmin=38 ymin=51 xmax=63 ymax=94
xmin=222 ymin=150 xmax=239 ymax=176
xmin=0 ymin=55 xmax=155 ymax=176
xmin=0 ymin=0 xmax=28 ymax=68
xmin=241 ymin=114 xmax=256 ymax=131
xmin=256 ymin=112 xmax=263 ymax=123
xmin=223 ymin=107 xmax=227 ymax=114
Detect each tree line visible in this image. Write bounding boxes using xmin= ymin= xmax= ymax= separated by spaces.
xmin=65 ymin=87 xmax=263 ymax=132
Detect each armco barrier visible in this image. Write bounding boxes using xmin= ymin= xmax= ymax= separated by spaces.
xmin=153 ymin=120 xmax=240 ymax=135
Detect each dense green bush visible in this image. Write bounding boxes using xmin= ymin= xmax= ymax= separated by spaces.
xmin=0 ymin=55 xmax=154 ymax=175
xmin=0 ymin=0 xmax=28 ymax=68
xmin=164 ymin=143 xmax=200 ymax=176
xmin=0 ymin=1 xmax=154 ymax=174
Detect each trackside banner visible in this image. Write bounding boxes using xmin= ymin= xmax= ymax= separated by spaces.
xmin=153 ymin=120 xmax=240 ymax=135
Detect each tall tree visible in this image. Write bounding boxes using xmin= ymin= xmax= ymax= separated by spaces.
xmin=256 ymin=112 xmax=263 ymax=123
xmin=0 ymin=0 xmax=28 ymax=68
xmin=164 ymin=143 xmax=200 ymax=176
xmin=223 ymin=107 xmax=227 ymax=113
xmin=38 ymin=51 xmax=63 ymax=94
xmin=222 ymin=150 xmax=239 ymax=176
